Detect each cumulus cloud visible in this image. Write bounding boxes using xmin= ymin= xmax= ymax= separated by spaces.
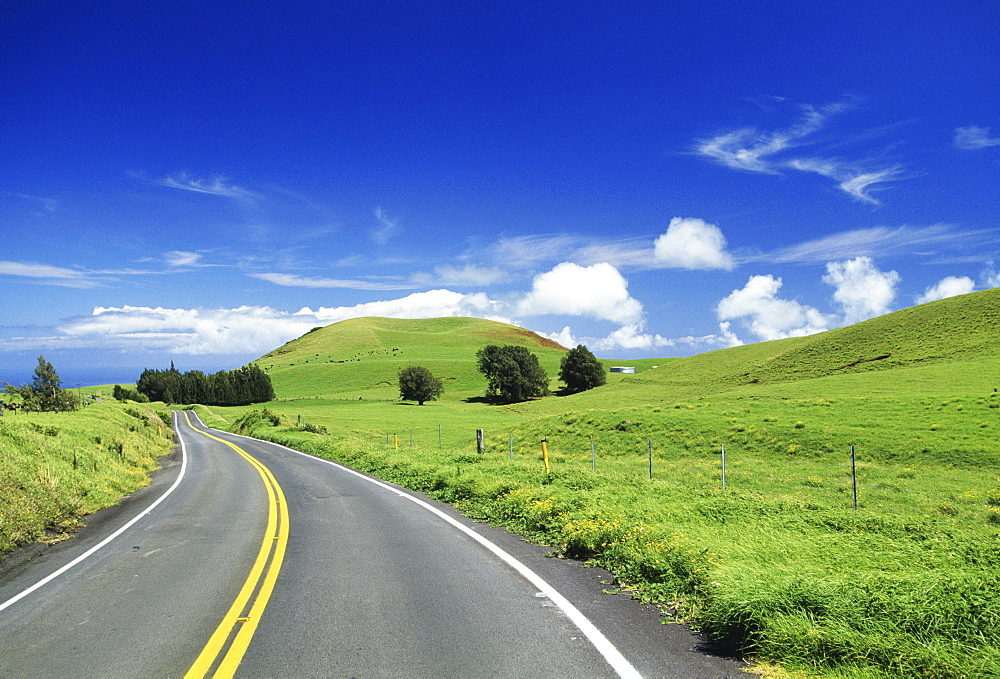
xmin=516 ymin=262 xmax=644 ymax=324
xmin=653 ymin=217 xmax=736 ymax=270
xmin=983 ymin=262 xmax=1000 ymax=289
xmin=50 ymin=290 xmax=511 ymax=356
xmin=954 ymin=126 xmax=1000 ymax=150
xmin=301 ymin=289 xmax=508 ymax=324
xmin=916 ymin=276 xmax=975 ymax=304
xmin=538 ymin=326 xmax=577 ymax=349
xmin=822 ymin=257 xmax=899 ymax=324
xmin=716 ymin=274 xmax=832 ymax=341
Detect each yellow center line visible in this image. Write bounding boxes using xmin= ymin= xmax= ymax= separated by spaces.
xmin=182 ymin=412 xmax=289 ymax=679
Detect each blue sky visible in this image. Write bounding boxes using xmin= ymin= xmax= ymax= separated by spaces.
xmin=2 ymin=1 xmax=998 ymax=386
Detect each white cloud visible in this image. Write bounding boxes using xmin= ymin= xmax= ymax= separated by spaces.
xmin=252 ymin=272 xmax=414 ymax=290
xmin=653 ymin=217 xmax=735 ymax=270
xmin=0 ymin=260 xmax=101 ymax=288
xmin=372 ymin=207 xmax=398 ymax=244
xmin=164 ymin=251 xmax=203 ymax=267
xmin=301 ymin=289 xmax=509 ymax=324
xmin=695 ymin=104 xmax=834 ymax=173
xmin=790 ymin=159 xmax=904 ymax=204
xmin=716 ymin=274 xmax=832 ymax=341
xmin=413 ymin=264 xmax=509 ymax=286
xmin=516 ymin=262 xmax=644 ymax=324
xmin=159 ymin=173 xmax=257 ymax=201
xmin=916 ymin=276 xmax=975 ymax=304
xmin=767 ymin=225 xmax=968 ymax=264
xmin=538 ymin=326 xmax=577 ymax=349
xmin=822 ymin=257 xmax=899 ymax=324
xmin=983 ymin=262 xmax=1000 ymax=288
xmin=58 ymin=305 xmax=315 ymax=355
xmin=695 ymin=101 xmax=905 ymax=203
xmin=954 ymin=126 xmax=1000 ymax=150
xmin=49 ymin=290 xmax=512 ymax=357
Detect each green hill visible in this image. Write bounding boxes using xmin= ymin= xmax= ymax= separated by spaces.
xmin=595 ymin=286 xmax=1000 ymax=402
xmin=254 ymin=316 xmax=569 ymax=400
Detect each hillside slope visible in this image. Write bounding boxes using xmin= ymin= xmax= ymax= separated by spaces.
xmin=255 ymin=316 xmax=568 ymax=399
xmin=603 ymin=287 xmax=1000 ymax=400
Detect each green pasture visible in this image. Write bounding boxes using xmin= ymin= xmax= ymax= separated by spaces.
xmin=200 ymin=292 xmax=1000 ymax=677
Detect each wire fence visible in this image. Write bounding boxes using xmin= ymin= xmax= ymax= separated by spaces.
xmin=359 ymin=425 xmax=1000 ymax=519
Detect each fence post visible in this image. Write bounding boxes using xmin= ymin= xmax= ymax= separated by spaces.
xmin=851 ymin=445 xmax=858 ymax=510
xmin=409 ymin=428 xmax=413 ymax=448
xmin=591 ymin=439 xmax=596 ymax=472
xmin=721 ymin=444 xmax=727 ymax=489
xmin=509 ymin=434 xmax=514 ymax=461
xmin=393 ymin=434 xmax=398 ymax=450
xmin=476 ymin=429 xmax=485 ymax=455
xmin=647 ymin=440 xmax=653 ymax=479
xmin=541 ymin=438 xmax=551 ymax=475
xmin=438 ymin=424 xmax=442 ymax=450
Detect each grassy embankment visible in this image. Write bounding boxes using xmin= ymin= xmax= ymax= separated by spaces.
xmin=198 ymin=299 xmax=1000 ymax=678
xmin=0 ymin=400 xmax=174 ymax=555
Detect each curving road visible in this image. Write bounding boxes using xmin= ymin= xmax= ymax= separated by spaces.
xmin=0 ymin=412 xmax=746 ymax=678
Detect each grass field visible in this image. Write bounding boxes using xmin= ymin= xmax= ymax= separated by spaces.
xmin=0 ymin=401 xmax=175 ymax=554
xmin=193 ymin=293 xmax=1000 ymax=678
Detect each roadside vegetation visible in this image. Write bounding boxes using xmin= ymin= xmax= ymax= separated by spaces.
xmin=0 ymin=400 xmax=175 ymax=555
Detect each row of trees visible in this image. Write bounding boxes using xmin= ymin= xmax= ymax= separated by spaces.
xmin=398 ymin=344 xmax=606 ymax=405
xmin=136 ymin=363 xmax=274 ymax=406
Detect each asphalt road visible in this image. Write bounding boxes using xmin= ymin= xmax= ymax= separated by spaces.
xmin=0 ymin=412 xmax=747 ymax=678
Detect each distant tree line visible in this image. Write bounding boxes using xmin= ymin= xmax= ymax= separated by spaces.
xmin=136 ymin=363 xmax=274 ymax=406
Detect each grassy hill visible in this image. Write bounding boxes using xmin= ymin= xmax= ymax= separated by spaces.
xmin=254 ymin=316 xmax=571 ymax=400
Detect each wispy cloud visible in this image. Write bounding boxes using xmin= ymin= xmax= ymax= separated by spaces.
xmin=695 ymin=101 xmax=906 ymax=204
xmin=372 ymin=207 xmax=398 ymax=244
xmin=413 ymin=264 xmax=510 ymax=287
xmin=954 ymin=125 xmax=1000 ymax=150
xmin=164 ymin=251 xmax=205 ymax=267
xmin=251 ymin=272 xmax=415 ymax=291
xmin=0 ymin=260 xmax=102 ymax=288
xmin=158 ymin=173 xmax=259 ymax=201
xmin=764 ymin=224 xmax=981 ymax=264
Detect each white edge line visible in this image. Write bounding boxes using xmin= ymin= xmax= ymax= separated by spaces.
xmin=0 ymin=413 xmax=190 ymax=614
xmin=206 ymin=415 xmax=643 ymax=679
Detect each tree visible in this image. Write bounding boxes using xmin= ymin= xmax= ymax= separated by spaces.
xmin=3 ymin=355 xmax=77 ymax=411
xmin=398 ymin=365 xmax=444 ymax=405
xmin=559 ymin=344 xmax=606 ymax=394
xmin=475 ymin=344 xmax=549 ymax=403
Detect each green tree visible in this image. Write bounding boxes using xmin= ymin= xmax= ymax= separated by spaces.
xmin=475 ymin=344 xmax=549 ymax=403
xmin=3 ymin=356 xmax=77 ymax=411
xmin=398 ymin=365 xmax=444 ymax=405
xmin=559 ymin=344 xmax=606 ymax=393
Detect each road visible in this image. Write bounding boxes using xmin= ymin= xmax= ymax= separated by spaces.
xmin=0 ymin=412 xmax=746 ymax=678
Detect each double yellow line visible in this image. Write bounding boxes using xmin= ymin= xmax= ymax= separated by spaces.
xmin=183 ymin=413 xmax=289 ymax=679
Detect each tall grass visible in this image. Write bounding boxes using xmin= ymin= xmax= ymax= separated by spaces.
xmin=0 ymin=402 xmax=174 ymax=555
